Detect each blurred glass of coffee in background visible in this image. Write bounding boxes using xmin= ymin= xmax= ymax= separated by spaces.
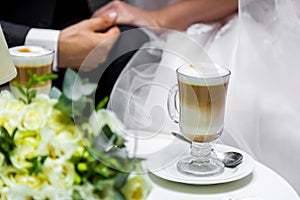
xmin=9 ymin=46 xmax=54 ymax=98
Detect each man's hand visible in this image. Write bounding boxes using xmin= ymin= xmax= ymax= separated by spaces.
xmin=58 ymin=14 xmax=120 ymax=71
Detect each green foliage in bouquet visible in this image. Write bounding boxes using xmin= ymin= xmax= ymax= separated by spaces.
xmin=13 ymin=70 xmax=58 ymax=104
xmin=0 ymin=68 xmax=151 ymax=200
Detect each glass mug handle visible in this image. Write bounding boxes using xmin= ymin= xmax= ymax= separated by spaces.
xmin=167 ymin=85 xmax=180 ymax=123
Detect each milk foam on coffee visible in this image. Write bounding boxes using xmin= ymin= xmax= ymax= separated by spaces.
xmin=177 ymin=64 xmax=230 ymax=142
xmin=177 ymin=63 xmax=230 ymax=85
xmin=9 ymin=46 xmax=54 ymax=97
xmin=9 ymin=46 xmax=54 ymax=66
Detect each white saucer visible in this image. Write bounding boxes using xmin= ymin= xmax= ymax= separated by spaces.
xmin=148 ymin=143 xmax=255 ymax=185
xmin=124 ymin=130 xmax=255 ymax=185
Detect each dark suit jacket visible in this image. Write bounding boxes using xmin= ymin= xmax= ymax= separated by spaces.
xmin=0 ymin=0 xmax=91 ymax=47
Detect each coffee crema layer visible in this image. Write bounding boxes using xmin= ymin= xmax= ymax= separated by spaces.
xmin=184 ymin=133 xmax=219 ymax=143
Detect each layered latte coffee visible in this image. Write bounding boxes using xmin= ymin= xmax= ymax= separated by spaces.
xmin=177 ymin=64 xmax=230 ymax=143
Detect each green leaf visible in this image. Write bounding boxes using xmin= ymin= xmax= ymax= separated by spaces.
xmin=102 ymin=125 xmax=125 ymax=148
xmin=0 ymin=126 xmax=16 ymax=164
xmin=93 ymin=164 xmax=116 ymax=178
xmin=114 ymin=172 xmax=130 ymax=190
xmin=78 ymin=82 xmax=97 ymax=96
xmin=13 ymin=70 xmax=58 ymax=104
xmin=26 ymin=156 xmax=47 ymax=175
xmin=54 ymin=94 xmax=73 ymax=117
xmin=71 ymin=190 xmax=82 ymax=200
xmin=96 ymin=96 xmax=109 ymax=111
xmin=114 ymin=191 xmax=126 ymax=200
xmin=25 ymin=71 xmax=34 ymax=89
xmin=63 ymin=68 xmax=80 ymax=100
xmin=38 ymin=73 xmax=58 ymax=82
xmin=28 ymin=89 xmax=37 ymax=103
xmin=86 ymin=147 xmax=122 ymax=170
xmin=11 ymin=128 xmax=18 ymax=139
xmin=63 ymin=68 xmax=97 ymax=101
xmin=49 ymin=87 xmax=62 ymax=99
xmin=12 ymin=82 xmax=26 ymax=97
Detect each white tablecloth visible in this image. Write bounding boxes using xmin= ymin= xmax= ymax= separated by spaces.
xmin=124 ymin=130 xmax=300 ymax=200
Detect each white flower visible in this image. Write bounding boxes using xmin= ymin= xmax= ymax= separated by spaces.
xmin=5 ymin=185 xmax=36 ymax=200
xmin=55 ymin=125 xmax=80 ymax=143
xmin=37 ymin=127 xmax=78 ymax=160
xmin=46 ymin=109 xmax=74 ymax=132
xmin=73 ymin=183 xmax=102 ymax=200
xmin=0 ymin=99 xmax=25 ymax=133
xmin=121 ymin=163 xmax=152 ymax=200
xmin=0 ymin=90 xmax=14 ymax=99
xmin=38 ymin=184 xmax=73 ymax=200
xmin=89 ymin=109 xmax=125 ymax=136
xmin=19 ymin=103 xmax=46 ymax=131
xmin=0 ymin=90 xmax=15 ymax=110
xmin=0 ymin=166 xmax=20 ymax=187
xmin=14 ymin=173 xmax=46 ymax=190
xmin=121 ymin=173 xmax=152 ymax=200
xmin=43 ymin=158 xmax=75 ymax=190
xmin=10 ymin=144 xmax=37 ymax=170
xmin=31 ymin=94 xmax=57 ymax=117
xmin=14 ymin=136 xmax=39 ymax=149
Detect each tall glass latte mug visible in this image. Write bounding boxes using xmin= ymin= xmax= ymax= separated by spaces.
xmin=168 ymin=63 xmax=231 ymax=176
xmin=9 ymin=45 xmax=54 ymax=98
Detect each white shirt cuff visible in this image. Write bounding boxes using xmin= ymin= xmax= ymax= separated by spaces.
xmin=25 ymin=28 xmax=60 ymax=71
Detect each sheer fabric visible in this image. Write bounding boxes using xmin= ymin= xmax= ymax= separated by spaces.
xmin=108 ymin=0 xmax=300 ymax=194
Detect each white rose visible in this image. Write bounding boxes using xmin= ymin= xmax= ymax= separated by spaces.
xmin=39 ymin=184 xmax=73 ymax=200
xmin=10 ymin=145 xmax=37 ymax=170
xmin=5 ymin=184 xmax=36 ymax=200
xmin=0 ymin=97 xmax=25 ymax=133
xmin=0 ymin=90 xmax=14 ymax=101
xmin=37 ymin=127 xmax=78 ymax=160
xmin=55 ymin=125 xmax=79 ymax=142
xmin=73 ymin=183 xmax=101 ymax=200
xmin=14 ymin=136 xmax=39 ymax=149
xmin=31 ymin=94 xmax=57 ymax=117
xmin=0 ymin=90 xmax=14 ymax=111
xmin=0 ymin=166 xmax=19 ymax=187
xmin=46 ymin=109 xmax=73 ymax=132
xmin=43 ymin=158 xmax=75 ymax=189
xmin=19 ymin=103 xmax=46 ymax=131
xmin=14 ymin=173 xmax=45 ymax=189
xmin=0 ymin=110 xmax=21 ymax=134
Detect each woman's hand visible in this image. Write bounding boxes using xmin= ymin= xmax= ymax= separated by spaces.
xmin=92 ymin=0 xmax=160 ymax=28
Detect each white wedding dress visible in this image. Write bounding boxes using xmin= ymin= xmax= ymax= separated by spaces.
xmin=108 ymin=0 xmax=300 ymax=195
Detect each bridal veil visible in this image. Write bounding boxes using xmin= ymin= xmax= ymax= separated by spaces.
xmin=108 ymin=0 xmax=300 ymax=194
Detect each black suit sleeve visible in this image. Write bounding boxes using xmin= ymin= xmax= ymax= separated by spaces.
xmin=0 ymin=20 xmax=31 ymax=47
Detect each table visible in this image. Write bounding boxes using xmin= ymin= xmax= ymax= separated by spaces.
xmin=124 ymin=130 xmax=300 ymax=200
xmin=147 ymin=161 xmax=299 ymax=200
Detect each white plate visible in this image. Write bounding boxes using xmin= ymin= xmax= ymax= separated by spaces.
xmin=124 ymin=130 xmax=255 ymax=185
xmin=146 ymin=143 xmax=255 ymax=185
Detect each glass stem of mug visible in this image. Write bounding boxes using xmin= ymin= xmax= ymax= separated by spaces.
xmin=190 ymin=142 xmax=213 ymax=162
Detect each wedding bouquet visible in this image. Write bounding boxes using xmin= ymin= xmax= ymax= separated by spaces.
xmin=0 ymin=69 xmax=152 ymax=200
